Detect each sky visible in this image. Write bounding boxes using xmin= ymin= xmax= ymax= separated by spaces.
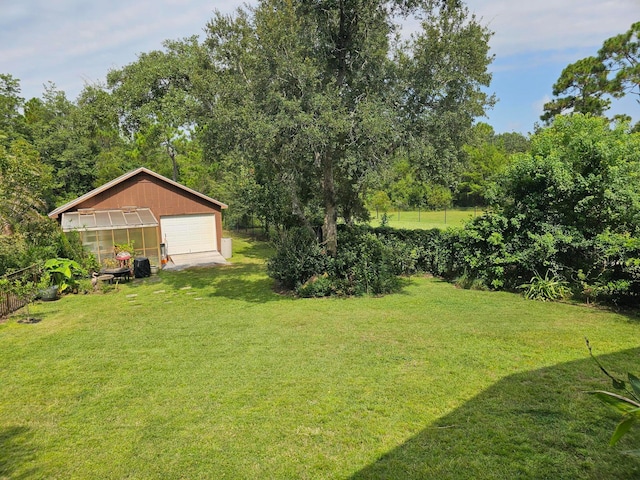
xmin=1 ymin=0 xmax=638 ymax=134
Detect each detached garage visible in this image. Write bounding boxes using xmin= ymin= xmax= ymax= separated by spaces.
xmin=49 ymin=168 xmax=228 ymax=268
xmin=160 ymin=214 xmax=217 ymax=255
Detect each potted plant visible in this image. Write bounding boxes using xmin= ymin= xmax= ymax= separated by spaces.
xmin=37 ymin=275 xmax=59 ymax=301
xmin=43 ymin=258 xmax=84 ymax=295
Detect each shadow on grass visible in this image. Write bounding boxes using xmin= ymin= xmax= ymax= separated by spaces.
xmin=0 ymin=304 xmax=61 ymax=328
xmin=208 ymin=270 xmax=285 ymax=303
xmin=154 ymin=256 xmax=422 ymax=304
xmin=0 ymin=426 xmax=38 ymax=479
xmin=351 ymin=348 xmax=640 ymax=480
xmin=156 ymin=260 xmax=286 ymax=304
xmin=232 ymin=235 xmax=275 ymax=260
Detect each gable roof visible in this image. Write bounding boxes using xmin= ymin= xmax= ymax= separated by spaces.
xmin=48 ymin=167 xmax=227 ymax=219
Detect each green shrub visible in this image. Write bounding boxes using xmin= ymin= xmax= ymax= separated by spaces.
xmin=442 ymin=212 xmax=524 ymax=289
xmin=265 ymin=207 xmax=640 ymax=306
xmin=518 ymin=270 xmax=571 ymax=301
xmin=43 ymin=258 xmax=85 ymax=293
xmin=267 ymin=227 xmax=327 ymax=290
xmin=576 ymin=232 xmax=640 ymax=306
xmin=267 ymin=225 xmax=402 ymax=296
xmin=454 ymin=272 xmax=488 ymax=290
xmin=58 ymin=231 xmax=100 ymax=274
xmin=442 ymin=214 xmax=640 ymax=306
xmin=330 ymin=227 xmax=399 ymax=296
xmin=0 ymin=222 xmax=99 ymax=277
xmin=369 ymin=226 xmax=451 ymax=276
xmin=296 ymin=274 xmax=333 ymax=298
xmin=454 ymin=115 xmax=640 ymax=305
xmin=0 ymin=234 xmax=28 ymax=275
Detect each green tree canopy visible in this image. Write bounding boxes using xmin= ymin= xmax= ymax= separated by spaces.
xmin=542 ymin=22 xmax=639 ymax=124
xmin=0 ymin=74 xmax=28 ymax=144
xmin=450 ymin=114 xmax=640 ymax=301
xmin=0 ymin=137 xmax=53 ymax=235
xmin=455 ymin=123 xmax=528 ymax=206
xmin=24 ymin=84 xmax=99 ymax=203
xmin=201 ymin=0 xmax=494 ymax=253
xmin=106 ymin=37 xmax=204 ymax=182
xmin=600 ymin=21 xmax=640 ymax=100
xmin=541 ymin=57 xmax=611 ymax=122
xmin=496 ymin=114 xmax=640 ymax=238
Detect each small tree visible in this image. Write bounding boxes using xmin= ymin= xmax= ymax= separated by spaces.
xmin=368 ymin=191 xmax=392 ymax=218
xmin=11 ymin=278 xmax=39 ymax=322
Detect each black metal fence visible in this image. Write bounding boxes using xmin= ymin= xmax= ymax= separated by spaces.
xmin=0 ymin=265 xmax=40 ymax=319
xmin=224 ymin=213 xmax=268 ymax=239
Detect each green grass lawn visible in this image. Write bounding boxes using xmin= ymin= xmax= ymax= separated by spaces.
xmin=1 ymin=234 xmax=639 ymax=479
xmin=369 ymin=208 xmax=483 ymax=229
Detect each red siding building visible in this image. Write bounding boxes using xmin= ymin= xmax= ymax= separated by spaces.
xmin=49 ymin=168 xmax=228 ymax=268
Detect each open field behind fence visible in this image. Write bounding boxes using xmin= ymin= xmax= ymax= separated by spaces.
xmin=369 ymin=207 xmax=483 ymax=229
xmin=224 ymin=208 xmax=484 ymax=235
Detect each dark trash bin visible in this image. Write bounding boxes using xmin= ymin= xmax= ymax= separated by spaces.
xmin=133 ymin=257 xmax=151 ymax=278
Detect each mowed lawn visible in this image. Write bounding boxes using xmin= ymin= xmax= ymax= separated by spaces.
xmin=1 ymin=235 xmax=639 ymax=479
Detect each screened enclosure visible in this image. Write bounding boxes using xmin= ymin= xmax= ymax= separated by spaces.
xmin=61 ymin=208 xmax=161 ymax=267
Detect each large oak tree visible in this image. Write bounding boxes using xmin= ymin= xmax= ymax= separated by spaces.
xmin=106 ymin=37 xmax=205 ymax=183
xmin=201 ymin=0 xmax=494 ymax=254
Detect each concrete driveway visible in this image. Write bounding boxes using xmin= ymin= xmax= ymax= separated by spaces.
xmin=162 ymin=251 xmax=229 ymax=271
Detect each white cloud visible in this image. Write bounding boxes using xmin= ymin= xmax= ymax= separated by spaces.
xmin=0 ymin=0 xmax=246 ymax=99
xmin=468 ymin=0 xmax=640 ymax=57
xmin=1 ymin=0 xmax=636 ymax=132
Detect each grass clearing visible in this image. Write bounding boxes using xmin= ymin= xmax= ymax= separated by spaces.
xmin=1 ymin=234 xmax=639 ymax=479
xmin=368 ymin=208 xmax=483 ymax=229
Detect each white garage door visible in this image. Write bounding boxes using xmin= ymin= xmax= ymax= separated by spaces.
xmin=161 ymin=214 xmax=217 ymax=255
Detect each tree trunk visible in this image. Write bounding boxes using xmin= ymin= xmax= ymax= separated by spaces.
xmin=164 ymin=138 xmax=179 ymax=182
xmin=323 ymin=202 xmax=338 ymax=256
xmin=172 ymin=157 xmax=179 ymax=182
xmin=321 ymin=151 xmax=338 ymax=256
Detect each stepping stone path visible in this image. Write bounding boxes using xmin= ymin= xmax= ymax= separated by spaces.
xmin=121 ymin=286 xmax=201 ymax=303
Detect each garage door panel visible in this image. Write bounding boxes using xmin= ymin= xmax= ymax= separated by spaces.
xmin=161 ymin=214 xmax=216 ymax=255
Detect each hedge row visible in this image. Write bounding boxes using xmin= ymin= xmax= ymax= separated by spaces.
xmin=267 ymin=218 xmax=640 ymax=306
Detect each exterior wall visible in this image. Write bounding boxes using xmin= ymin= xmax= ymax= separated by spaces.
xmin=71 ymin=172 xmax=224 ymax=251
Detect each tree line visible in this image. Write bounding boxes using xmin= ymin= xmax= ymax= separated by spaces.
xmin=2 ymin=0 xmax=497 ymax=258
